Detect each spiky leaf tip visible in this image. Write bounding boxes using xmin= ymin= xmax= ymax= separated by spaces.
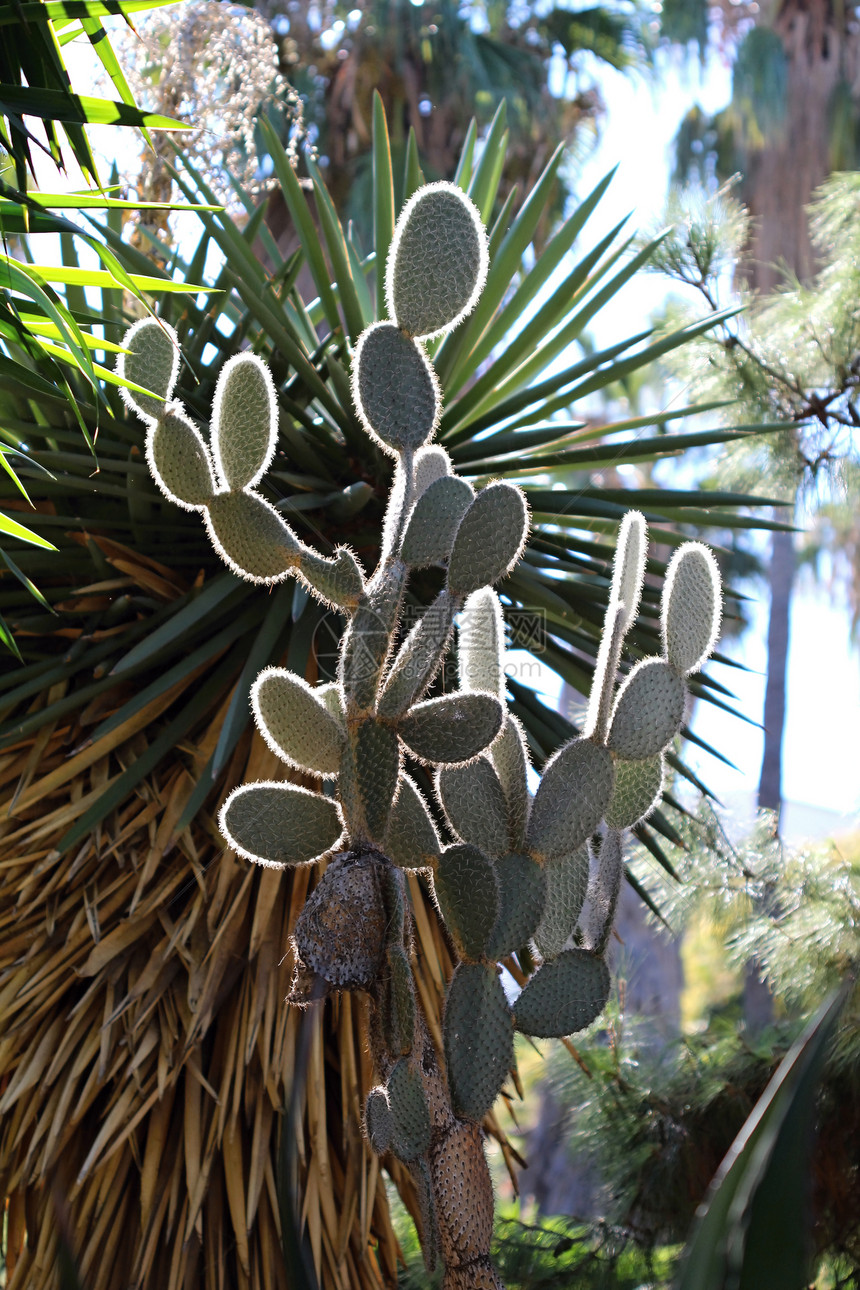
xmin=219 ymin=781 xmax=344 ymax=868
xmin=386 ymin=181 xmax=489 ymax=340
xmin=205 ymin=490 xmax=302 ymax=583
xmin=444 ymin=963 xmax=513 ymax=1122
xmin=513 ymin=948 xmax=611 ymax=1038
xmin=352 ymin=322 xmax=441 ymax=455
xmin=251 ymin=667 xmax=345 ymax=778
xmin=118 ymin=316 xmax=179 ymax=422
xmin=147 ymin=409 xmax=216 ymax=510
xmin=401 ymin=475 xmax=474 ymax=568
xmin=607 ymin=658 xmax=687 ymax=760
xmin=661 ymin=541 xmax=722 ymax=676
xmin=398 ymin=692 xmax=504 ymax=766
xmin=210 ymin=352 xmax=278 ymax=491
xmin=447 ymin=482 xmax=529 ymax=598
xmin=458 ymin=587 xmax=505 ymax=698
xmin=527 ymin=737 xmax=615 ymax=861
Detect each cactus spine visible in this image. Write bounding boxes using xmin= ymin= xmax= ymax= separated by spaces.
xmin=121 ymin=174 xmax=723 ymax=1290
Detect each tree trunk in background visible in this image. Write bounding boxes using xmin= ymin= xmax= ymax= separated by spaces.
xmin=757 ymin=527 xmax=795 ymax=812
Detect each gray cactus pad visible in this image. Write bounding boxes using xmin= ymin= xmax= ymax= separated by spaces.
xmin=513 ymin=948 xmax=610 ymax=1038
xmin=353 ymin=322 xmax=440 ymax=453
xmin=444 ymin=962 xmax=513 ymax=1122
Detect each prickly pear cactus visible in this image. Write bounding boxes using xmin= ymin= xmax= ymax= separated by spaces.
xmin=120 ymin=182 xmax=722 ymax=1290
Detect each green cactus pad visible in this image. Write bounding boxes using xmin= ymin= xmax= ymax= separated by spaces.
xmin=414 ymin=444 xmax=453 ymax=495
xmin=414 ymin=1158 xmax=440 ymax=1275
xmin=340 ymin=561 xmax=408 ymax=710
xmin=365 ymin=1087 xmax=393 ymax=1155
xmin=352 ymin=322 xmax=441 ymax=455
xmin=219 ymin=781 xmax=343 ymax=867
xmin=490 ymin=714 xmax=531 ymax=851
xmin=607 ymin=658 xmax=687 ymax=760
xmin=386 ymin=182 xmax=488 ymax=340
xmin=384 ymin=774 xmax=442 ymax=869
xmin=293 ymin=849 xmax=388 ymax=989
xmin=398 ymin=693 xmax=504 ymax=766
xmin=584 ymin=829 xmax=623 ymax=956
xmin=458 ymin=588 xmax=505 ymax=697
xmin=118 ymin=317 xmax=179 ymax=421
xmin=377 ymin=591 xmax=456 ymax=719
xmin=251 ymin=667 xmax=345 ymax=777
xmin=527 ymin=737 xmax=615 ymax=861
xmin=513 ymin=948 xmax=611 ymax=1038
xmin=433 ymin=844 xmax=500 ymax=961
xmin=430 ymin=1120 xmax=495 ymax=1267
xmin=316 ymin=682 xmax=346 ymax=728
xmin=613 ymin=510 xmax=647 ymax=629
xmin=447 ymin=483 xmax=529 ymax=597
xmin=604 ymin=754 xmax=664 ymax=829
xmin=444 ymin=963 xmax=513 ymax=1122
xmin=147 ymin=410 xmax=216 ymax=511
xmin=486 ymin=853 xmax=546 ymax=960
xmin=383 ymin=943 xmax=416 ymax=1056
xmin=401 ymin=475 xmax=474 ymax=567
xmin=533 ymin=845 xmax=589 ymax=960
xmin=436 ymin=756 xmax=509 ymax=857
xmin=662 ymin=541 xmax=722 ymax=676
xmin=205 ymin=491 xmax=302 ymax=583
xmin=300 ymin=546 xmax=365 ymax=610
xmin=339 ymin=718 xmax=401 ymax=842
xmin=387 ymin=1059 xmax=432 ymax=1161
xmin=211 ymin=352 xmax=277 ymax=491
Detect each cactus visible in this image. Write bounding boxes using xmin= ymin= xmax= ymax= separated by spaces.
xmin=122 ymin=175 xmax=725 ymax=1290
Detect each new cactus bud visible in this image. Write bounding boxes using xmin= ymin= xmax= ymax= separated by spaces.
xmin=433 ymin=844 xmax=499 ymax=961
xmin=339 ymin=718 xmax=401 ymax=842
xmin=386 ymin=181 xmax=489 ymax=340
xmin=398 ymin=693 xmax=504 ymax=765
xmin=352 ymin=322 xmax=441 ymax=454
xmin=251 ymin=667 xmax=345 ymax=777
xmin=387 ymin=1059 xmax=432 ymax=1161
xmin=486 ymin=853 xmax=546 ymax=961
xmin=384 ymin=774 xmax=442 ymax=869
xmin=662 ymin=541 xmax=723 ymax=676
xmin=533 ymin=845 xmax=589 ymax=960
xmin=604 ymin=754 xmax=664 ymax=829
xmin=606 ymin=658 xmax=686 ymax=760
xmin=401 ymin=475 xmax=474 ymax=568
xmin=377 ymin=591 xmax=456 ymax=718
xmin=365 ymin=1086 xmax=393 ymax=1155
xmin=513 ymin=948 xmax=611 ymax=1038
xmin=527 ymin=738 xmax=615 ymax=861
xmin=210 ymin=352 xmax=278 ymax=492
xmin=458 ymin=588 xmax=505 ymax=697
xmin=205 ymin=491 xmax=302 ymax=582
xmin=490 ymin=713 xmax=531 ymax=852
xmin=584 ymin=829 xmax=624 ymax=957
xmin=436 ymin=756 xmax=510 ymax=857
xmin=220 ymin=782 xmax=343 ymax=868
xmin=444 ymin=962 xmax=513 ymax=1122
xmin=118 ymin=316 xmax=179 ymax=421
xmin=414 ymin=444 xmax=453 ymax=495
xmin=447 ymin=482 xmax=529 ymax=597
xmin=147 ymin=409 xmax=216 ymax=510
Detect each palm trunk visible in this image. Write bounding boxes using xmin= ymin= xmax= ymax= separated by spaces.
xmin=757 ymin=526 xmax=795 ymax=813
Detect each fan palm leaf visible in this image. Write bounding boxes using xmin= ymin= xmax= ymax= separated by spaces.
xmin=0 ymin=100 xmax=787 ymax=1289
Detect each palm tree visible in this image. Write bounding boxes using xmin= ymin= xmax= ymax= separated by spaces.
xmin=0 ymin=101 xmax=782 ymax=1289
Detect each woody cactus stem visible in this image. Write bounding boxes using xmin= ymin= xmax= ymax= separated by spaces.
xmin=119 ymin=179 xmax=723 ymax=1290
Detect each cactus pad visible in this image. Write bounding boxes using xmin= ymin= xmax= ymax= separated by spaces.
xmin=299 ymin=546 xmax=365 ymax=610
xmin=387 ymin=1059 xmax=432 ymax=1161
xmin=251 ymin=668 xmax=345 ymax=777
xmin=414 ymin=444 xmax=453 ymax=495
xmin=211 ymin=352 xmax=277 ymax=491
xmin=340 ymin=561 xmax=408 ymax=710
xmin=444 ymin=963 xmax=513 ymax=1122
xmin=118 ymin=317 xmax=179 ymax=421
xmin=613 ymin=510 xmax=647 ymax=628
xmin=447 ymin=483 xmax=529 ymax=597
xmin=398 ymin=693 xmax=503 ymax=765
xmin=147 ymin=410 xmax=216 ymax=510
xmin=401 ymin=475 xmax=474 ymax=568
xmin=458 ymin=588 xmax=505 ymax=697
xmin=382 ymin=942 xmax=416 ymax=1056
xmin=433 ymin=844 xmax=499 ymax=961
xmin=662 ymin=541 xmax=722 ymax=676
xmin=607 ymin=658 xmax=686 ymax=760
xmin=486 ymin=853 xmax=546 ymax=960
xmin=220 ymin=781 xmax=343 ymax=868
xmin=339 ymin=718 xmax=401 ymax=841
xmin=293 ymin=849 xmax=387 ymax=990
xmin=384 ymin=774 xmax=442 ymax=869
xmin=430 ymin=1121 xmax=495 ymax=1266
xmin=386 ymin=181 xmax=488 ymax=340
xmin=584 ymin=829 xmax=624 ymax=956
xmin=365 ymin=1087 xmax=393 ymax=1155
xmin=490 ymin=714 xmax=531 ymax=851
xmin=533 ymin=845 xmax=589 ymax=960
xmin=205 ymin=491 xmax=301 ymax=582
xmin=527 ymin=737 xmax=615 ymax=861
xmin=513 ymin=948 xmax=611 ymax=1038
xmin=377 ymin=591 xmax=456 ymax=718
xmin=437 ymin=757 xmax=509 ymax=857
xmin=352 ymin=322 xmax=441 ymax=454
xmin=604 ymin=753 xmax=664 ymax=829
